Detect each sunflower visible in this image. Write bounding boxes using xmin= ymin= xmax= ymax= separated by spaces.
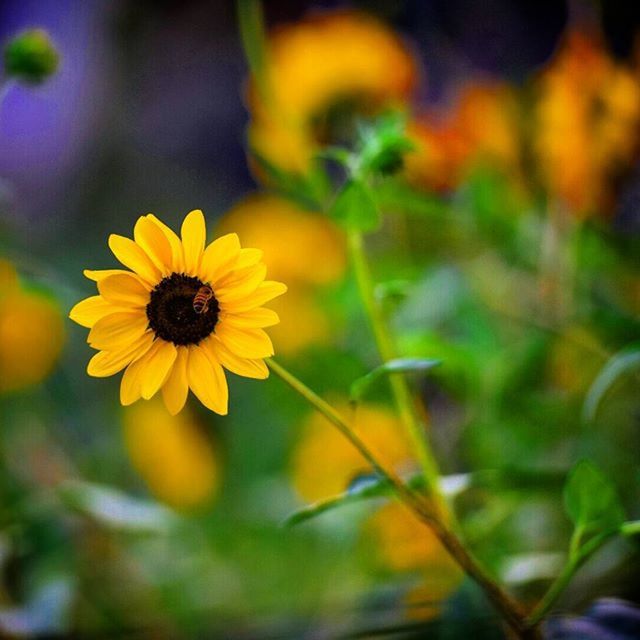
xmin=69 ymin=210 xmax=286 ymax=415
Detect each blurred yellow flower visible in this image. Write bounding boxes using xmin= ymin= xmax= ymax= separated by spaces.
xmin=535 ymin=30 xmax=640 ymax=216
xmin=69 ymin=210 xmax=286 ymax=415
xmin=291 ymin=402 xmax=414 ymax=503
xmin=217 ymin=194 xmax=346 ymax=286
xmin=267 ymin=287 xmax=332 ymax=357
xmin=123 ymin=398 xmax=220 ymax=511
xmin=405 ymin=82 xmax=520 ymax=191
xmin=0 ymin=259 xmax=64 ymax=393
xmin=366 ymin=502 xmax=462 ymax=611
xmin=218 ymin=195 xmax=345 ymax=356
xmin=248 ymin=10 xmax=418 ymax=175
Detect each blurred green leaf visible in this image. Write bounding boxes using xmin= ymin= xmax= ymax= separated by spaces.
xmin=374 ymin=180 xmax=450 ymax=217
xmin=350 ymin=357 xmax=441 ymax=403
xmin=582 ymin=343 xmax=640 ymax=422
xmin=330 ymin=179 xmax=380 ymax=231
xmin=58 ymin=481 xmax=179 ymax=533
xmin=563 ymin=460 xmax=625 ymax=543
xmin=284 ymin=472 xmax=470 ymax=527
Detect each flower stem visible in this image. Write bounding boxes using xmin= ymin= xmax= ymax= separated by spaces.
xmin=525 ymin=529 xmax=618 ymax=628
xmin=267 ymin=358 xmax=534 ymax=639
xmin=346 ymin=230 xmax=442 ymax=499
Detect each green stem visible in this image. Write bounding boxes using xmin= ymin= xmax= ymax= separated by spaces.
xmin=347 ymin=230 xmax=442 ymax=498
xmin=267 ymin=358 xmax=534 ymax=639
xmin=525 ymin=530 xmax=617 ymax=628
xmin=236 ymin=0 xmax=271 ymax=106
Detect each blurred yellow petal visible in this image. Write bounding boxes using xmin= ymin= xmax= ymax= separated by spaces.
xmin=108 ymin=234 xmax=160 ymax=286
xmin=88 ymin=311 xmax=149 ymax=350
xmin=215 ymin=324 xmax=274 ymax=359
xmin=98 ymin=273 xmax=149 ymax=308
xmin=181 ymin=209 xmax=206 ymax=275
xmin=69 ymin=295 xmax=116 ymax=328
xmin=0 ymin=291 xmax=65 ymax=393
xmin=87 ymin=332 xmax=154 ymax=377
xmin=161 ymin=346 xmax=189 ymax=415
xmin=204 ymin=337 xmax=268 ymax=379
xmin=187 ymin=345 xmax=228 ymax=415
xmin=134 ymin=215 xmax=174 ymax=276
xmin=217 ymin=195 xmax=346 ymax=285
xmin=223 ymin=307 xmax=279 ymax=328
xmin=201 ymin=233 xmax=241 ymax=284
xmin=123 ymin=398 xmax=220 ymax=510
xmin=139 ymin=339 xmax=178 ymax=400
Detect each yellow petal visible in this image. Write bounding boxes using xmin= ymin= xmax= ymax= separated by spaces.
xmin=216 ymin=264 xmax=267 ymax=304
xmin=108 ymin=234 xmax=161 ymax=286
xmin=88 ymin=311 xmax=149 ymax=350
xmin=120 ymin=351 xmax=151 ymax=405
xmin=227 ymin=281 xmax=287 ymax=313
xmin=134 ymin=215 xmax=174 ymax=276
xmin=69 ymin=295 xmax=116 ymax=328
xmin=161 ymin=346 xmax=189 ymax=415
xmin=201 ymin=233 xmax=241 ymax=284
xmin=98 ymin=273 xmax=149 ymax=308
xmin=140 ymin=340 xmax=178 ymax=400
xmin=222 ymin=307 xmax=279 ymax=328
xmin=205 ymin=337 xmax=268 ymax=379
xmin=87 ymin=333 xmax=154 ymax=377
xmin=234 ymin=248 xmax=263 ymax=270
xmin=187 ymin=345 xmax=228 ymax=414
xmin=83 ymin=269 xmax=132 ymax=282
xmin=181 ymin=209 xmax=206 ymax=275
xmin=147 ymin=214 xmax=184 ymax=272
xmin=215 ymin=323 xmax=274 ymax=359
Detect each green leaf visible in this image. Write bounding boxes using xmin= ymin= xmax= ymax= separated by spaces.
xmin=283 ymin=472 xmax=470 ymax=527
xmin=582 ymin=343 xmax=640 ymax=422
xmin=563 ymin=460 xmax=625 ymax=540
xmin=330 ymin=179 xmax=380 ymax=231
xmin=350 ymin=357 xmax=441 ymax=402
xmin=373 ymin=180 xmax=450 ymax=218
xmin=58 ymin=480 xmax=179 ymax=533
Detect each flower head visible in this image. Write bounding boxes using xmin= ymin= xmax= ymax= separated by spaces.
xmin=248 ymin=10 xmax=418 ymax=176
xmin=70 ymin=210 xmax=286 ymax=415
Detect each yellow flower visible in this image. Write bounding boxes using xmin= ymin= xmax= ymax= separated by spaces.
xmin=291 ymin=402 xmax=414 ymax=503
xmin=405 ymin=82 xmax=520 ymax=192
xmin=123 ymin=398 xmax=220 ymax=511
xmin=248 ymin=10 xmax=418 ymax=175
xmin=535 ymin=30 xmax=640 ymax=216
xmin=218 ymin=194 xmax=346 ymax=286
xmin=366 ymin=502 xmax=462 ymax=612
xmin=69 ymin=210 xmax=287 ymax=415
xmin=0 ymin=259 xmax=65 ymax=393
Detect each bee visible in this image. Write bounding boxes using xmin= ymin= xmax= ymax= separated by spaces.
xmin=193 ymin=285 xmax=214 ymax=314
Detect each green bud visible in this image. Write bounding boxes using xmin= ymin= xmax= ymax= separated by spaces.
xmin=4 ymin=29 xmax=60 ymax=84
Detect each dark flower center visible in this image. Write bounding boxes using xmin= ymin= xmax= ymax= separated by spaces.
xmin=146 ymin=273 xmax=219 ymax=346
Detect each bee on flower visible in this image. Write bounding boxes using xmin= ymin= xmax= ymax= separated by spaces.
xmin=69 ymin=210 xmax=287 ymax=415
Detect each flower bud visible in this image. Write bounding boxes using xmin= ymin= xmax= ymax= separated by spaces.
xmin=4 ymin=28 xmax=59 ymax=84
